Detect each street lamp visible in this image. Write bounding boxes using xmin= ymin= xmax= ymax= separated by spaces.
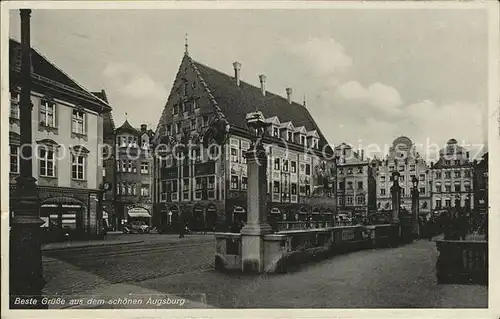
xmin=9 ymin=9 xmax=47 ymax=309
xmin=411 ymin=176 xmax=420 ymax=238
xmin=390 ymin=171 xmax=401 ymax=224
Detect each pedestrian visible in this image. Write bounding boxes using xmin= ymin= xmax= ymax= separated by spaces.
xmin=178 ymin=220 xmax=185 ymax=238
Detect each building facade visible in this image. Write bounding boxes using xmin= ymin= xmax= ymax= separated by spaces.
xmin=113 ymin=120 xmax=154 ymax=229
xmin=334 ymin=144 xmax=374 ymax=217
xmin=8 ymin=39 xmax=111 ymax=241
xmin=374 ymin=136 xmax=432 ymax=216
xmin=430 ymin=138 xmax=474 ymax=211
xmin=152 ymin=49 xmax=336 ymax=232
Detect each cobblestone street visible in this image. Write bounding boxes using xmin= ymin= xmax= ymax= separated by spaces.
xmin=42 ymin=234 xmax=487 ymax=308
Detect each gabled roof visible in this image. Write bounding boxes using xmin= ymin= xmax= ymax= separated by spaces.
xmin=92 ymin=90 xmax=115 ymax=138
xmin=188 ymin=57 xmax=332 ymax=151
xmin=294 ymin=126 xmax=307 ymax=134
xmin=9 ymin=39 xmax=110 ymax=112
xmin=307 ymin=130 xmax=319 ymax=138
xmin=265 ymin=116 xmax=280 ymax=125
xmin=280 ymin=121 xmax=294 ymax=130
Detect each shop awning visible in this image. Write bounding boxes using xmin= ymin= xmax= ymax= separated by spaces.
xmin=128 ymin=208 xmax=151 ymax=218
xmin=41 ymin=196 xmax=83 ymax=207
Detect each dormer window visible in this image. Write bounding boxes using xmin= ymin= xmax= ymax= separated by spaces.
xmin=301 ymin=135 xmax=306 ymax=145
xmin=287 ymin=131 xmax=293 ymax=141
xmin=183 ymin=82 xmax=188 ymax=97
xmin=273 ymin=127 xmax=279 ymax=137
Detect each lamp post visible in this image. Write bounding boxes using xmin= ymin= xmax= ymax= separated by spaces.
xmin=10 ymin=9 xmax=47 ymax=309
xmin=411 ymin=176 xmax=420 ymax=238
xmin=390 ymin=171 xmax=401 ymax=224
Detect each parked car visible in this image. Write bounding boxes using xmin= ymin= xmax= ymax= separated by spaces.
xmin=123 ymin=221 xmax=150 ymax=234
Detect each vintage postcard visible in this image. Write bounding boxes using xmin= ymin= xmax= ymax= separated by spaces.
xmin=1 ymin=1 xmax=499 ymax=319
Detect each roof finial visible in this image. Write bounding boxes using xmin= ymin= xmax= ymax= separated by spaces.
xmin=303 ymin=94 xmax=307 ymax=107
xmin=125 ymin=112 xmax=128 ymax=121
xmin=184 ymin=33 xmax=189 ymax=56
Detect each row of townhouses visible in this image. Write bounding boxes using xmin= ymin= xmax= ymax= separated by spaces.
xmin=8 ymin=38 xmax=489 ymax=239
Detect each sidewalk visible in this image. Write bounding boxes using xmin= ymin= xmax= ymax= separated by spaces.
xmin=42 ymin=238 xmax=143 ymax=251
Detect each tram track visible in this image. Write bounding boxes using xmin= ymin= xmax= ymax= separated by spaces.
xmin=43 ymin=240 xmax=215 ymax=264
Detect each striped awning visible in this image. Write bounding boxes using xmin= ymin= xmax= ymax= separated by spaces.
xmin=41 ymin=196 xmax=83 ymax=207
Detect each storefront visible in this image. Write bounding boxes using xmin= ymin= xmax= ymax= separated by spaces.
xmin=39 ymin=196 xmax=87 ymax=242
xmin=127 ymin=206 xmax=152 ymax=225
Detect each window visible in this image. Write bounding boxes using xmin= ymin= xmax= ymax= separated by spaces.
xmin=283 ymin=160 xmax=289 ymax=172
xmin=193 ymin=98 xmax=199 ymax=109
xmin=195 ymin=177 xmax=202 ymax=190
xmin=389 ymin=166 xmax=394 ymax=172
xmin=465 ymin=185 xmax=471 ymax=192
xmin=346 ymin=196 xmax=353 ymax=205
xmin=71 ymin=154 xmax=85 ymax=180
xmin=380 ymin=175 xmax=386 ymax=182
xmin=356 ymin=196 xmax=365 ymax=205
xmin=338 ymin=197 xmax=345 ymax=205
xmin=132 ymin=184 xmax=137 ymax=196
xmin=231 ymin=148 xmax=239 ymax=163
xmin=141 ymin=162 xmax=149 ymax=174
xmin=39 ymin=148 xmax=55 ymax=177
xmin=436 ymin=200 xmax=442 ymax=208
xmin=183 ymin=178 xmax=190 ymax=191
xmin=183 ymin=82 xmax=188 ymax=97
xmin=398 ymin=166 xmax=405 ymax=172
xmin=208 ymin=176 xmax=215 ymax=189
xmin=401 ymin=189 xmax=406 ymax=197
xmin=420 ymin=174 xmax=425 ymax=181
xmin=166 ymin=124 xmax=172 ymax=135
xmin=419 ymin=187 xmax=425 ymax=194
xmin=173 ymin=104 xmax=178 ymax=115
xmin=10 ymin=145 xmax=19 ymax=173
xmin=10 ymin=91 xmax=19 ymax=119
xmin=273 ymin=127 xmax=279 ymax=137
xmin=399 ymin=176 xmax=405 ymax=182
xmin=191 ymin=119 xmax=196 ymax=130
xmin=274 ymin=158 xmax=280 ymax=170
xmin=273 ymin=181 xmax=280 ymax=193
xmin=347 ymin=181 xmax=353 ymax=189
xmin=338 ymin=168 xmax=344 ymax=175
xmin=454 ymin=184 xmax=461 ymax=192
xmin=338 ymin=181 xmax=345 ymax=190
xmin=357 ymin=167 xmax=363 ymax=174
xmin=445 ymin=160 xmax=451 ymax=166
xmin=241 ymin=177 xmax=248 ymax=190
xmin=454 ymin=171 xmax=461 ymax=178
xmin=230 ymin=176 xmax=239 ymax=189
xmin=290 ymin=161 xmax=297 ymax=173
xmin=305 ymin=164 xmax=311 ymax=175
xmin=435 ymin=172 xmax=442 ymax=179
xmin=380 ymin=188 xmax=386 ymax=196
xmin=454 ymin=160 xmax=460 ymax=165
xmin=445 ymin=199 xmax=451 ymax=207
xmin=410 ymin=165 xmax=415 ymax=171
xmin=203 ymin=116 xmax=209 ymax=127
xmin=436 ymin=185 xmax=442 ymax=192
xmin=445 ymin=171 xmax=451 ymax=179
xmin=127 ymin=184 xmax=133 ymax=195
xmin=72 ymin=110 xmax=86 ymax=135
xmin=291 ymin=183 xmax=297 ymax=195
xmin=445 ymin=185 xmax=451 ymax=192
xmin=357 ymin=181 xmax=363 ymax=189
xmin=301 ymin=136 xmax=306 ymax=145
xmin=287 ymin=132 xmax=293 ymax=141
xmin=40 ymin=100 xmax=56 ymax=127
xmin=464 ymin=171 xmax=471 ymax=178
xmin=347 ymin=168 xmax=353 ymax=175
xmin=305 ymin=185 xmax=311 ymax=196
xmin=141 ymin=185 xmax=149 ymax=197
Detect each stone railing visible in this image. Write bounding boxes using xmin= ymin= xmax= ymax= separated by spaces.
xmin=275 ymin=221 xmax=334 ymax=231
xmin=436 ymin=239 xmax=488 ymax=285
xmin=215 ymin=224 xmax=401 ymax=273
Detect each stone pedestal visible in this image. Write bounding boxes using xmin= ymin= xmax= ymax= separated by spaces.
xmin=240 ymin=148 xmax=273 ymax=273
xmin=391 ymin=185 xmax=401 ymax=224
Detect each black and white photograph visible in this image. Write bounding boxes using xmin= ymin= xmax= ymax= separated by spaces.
xmin=2 ymin=1 xmax=499 ymax=316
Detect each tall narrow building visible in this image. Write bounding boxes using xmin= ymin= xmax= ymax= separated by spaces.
xmin=152 ymin=49 xmax=337 ymax=232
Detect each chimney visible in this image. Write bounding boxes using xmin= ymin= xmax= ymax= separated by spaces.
xmin=361 ymin=150 xmax=364 ymax=161
xmin=140 ymin=124 xmax=147 ymax=132
xmin=233 ymin=62 xmax=241 ymax=86
xmin=259 ymin=74 xmax=267 ymax=96
xmin=286 ymin=88 xmax=293 ymax=104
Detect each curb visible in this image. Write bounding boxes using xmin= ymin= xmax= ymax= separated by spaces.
xmin=42 ymin=240 xmax=144 ymax=252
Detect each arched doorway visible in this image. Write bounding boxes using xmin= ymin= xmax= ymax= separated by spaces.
xmin=40 ymin=196 xmax=86 ymax=242
xmin=191 ymin=205 xmax=204 ymax=231
xmin=297 ymin=206 xmax=308 ymax=221
xmin=206 ymin=204 xmax=217 ymax=231
xmin=232 ymin=206 xmax=247 ymax=227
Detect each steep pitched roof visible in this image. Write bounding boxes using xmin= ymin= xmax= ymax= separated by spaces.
xmin=116 ymin=119 xmax=139 ymax=135
xmin=93 ymin=90 xmax=115 ymax=137
xmin=9 ymin=38 xmax=110 ymax=111
xmin=190 ymin=58 xmax=332 ymax=150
